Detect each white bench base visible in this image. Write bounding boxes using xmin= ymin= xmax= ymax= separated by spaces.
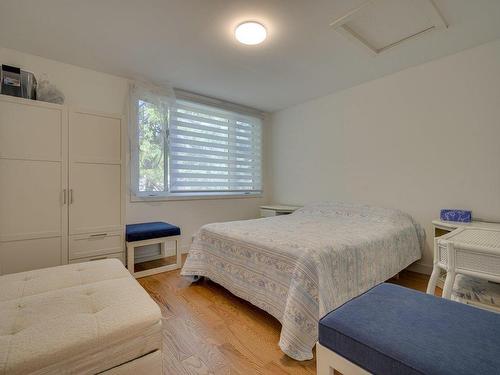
xmin=127 ymin=235 xmax=181 ymax=278
xmin=317 ymin=342 xmax=371 ymax=375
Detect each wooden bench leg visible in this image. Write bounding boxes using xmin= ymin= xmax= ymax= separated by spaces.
xmin=317 ymin=343 xmax=371 ymax=375
xmin=175 ymin=239 xmax=181 ymax=267
xmin=126 ymin=242 xmax=135 ymax=276
xmin=160 ymin=240 xmax=166 ymax=258
xmin=317 ymin=343 xmax=334 ymax=375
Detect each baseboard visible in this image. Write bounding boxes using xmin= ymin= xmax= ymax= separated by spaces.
xmin=407 ymin=262 xmax=433 ymax=275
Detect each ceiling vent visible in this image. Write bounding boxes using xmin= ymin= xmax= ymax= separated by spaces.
xmin=330 ymin=0 xmax=448 ymax=55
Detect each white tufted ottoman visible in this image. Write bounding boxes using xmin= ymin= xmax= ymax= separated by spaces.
xmin=0 ymin=259 xmax=162 ymax=374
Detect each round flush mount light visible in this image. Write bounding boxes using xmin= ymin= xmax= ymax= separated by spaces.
xmin=235 ymin=21 xmax=267 ymax=45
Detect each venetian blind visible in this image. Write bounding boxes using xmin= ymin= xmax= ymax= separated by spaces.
xmin=169 ymin=100 xmax=262 ymax=193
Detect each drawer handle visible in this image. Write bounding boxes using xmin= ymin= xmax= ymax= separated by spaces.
xmin=89 ymin=233 xmax=108 ymax=238
xmin=89 ymin=256 xmax=107 ymax=261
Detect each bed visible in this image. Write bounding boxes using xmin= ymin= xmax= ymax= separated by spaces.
xmin=181 ymin=202 xmax=424 ymax=360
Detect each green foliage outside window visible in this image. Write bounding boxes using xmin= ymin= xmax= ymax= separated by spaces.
xmin=138 ymin=100 xmax=166 ymax=192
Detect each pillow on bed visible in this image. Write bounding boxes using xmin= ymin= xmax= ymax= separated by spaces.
xmin=295 ymin=201 xmax=426 ymax=250
xmin=295 ymin=201 xmax=393 ymax=219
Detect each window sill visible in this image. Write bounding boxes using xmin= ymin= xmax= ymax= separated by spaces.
xmin=130 ymin=192 xmax=263 ymax=203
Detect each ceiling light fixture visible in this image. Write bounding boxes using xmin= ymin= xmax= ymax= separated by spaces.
xmin=235 ymin=21 xmax=267 ymax=45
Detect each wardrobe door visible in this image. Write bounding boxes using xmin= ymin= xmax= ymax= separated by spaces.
xmin=68 ymin=110 xmax=123 ymax=236
xmin=69 ymin=163 xmax=122 ymax=234
xmin=0 ymin=96 xmax=68 ymax=274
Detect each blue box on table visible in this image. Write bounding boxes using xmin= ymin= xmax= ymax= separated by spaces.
xmin=440 ymin=209 xmax=472 ymax=223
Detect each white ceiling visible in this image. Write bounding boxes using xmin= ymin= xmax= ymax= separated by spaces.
xmin=1 ymin=0 xmax=500 ymax=112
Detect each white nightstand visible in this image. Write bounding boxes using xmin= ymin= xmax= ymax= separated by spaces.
xmin=260 ymin=205 xmax=301 ymax=218
xmin=427 ymin=227 xmax=500 ymax=301
xmin=430 ymin=219 xmax=500 ymax=311
xmin=432 ymin=220 xmax=500 ymax=288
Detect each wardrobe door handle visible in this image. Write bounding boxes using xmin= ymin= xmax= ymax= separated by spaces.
xmin=62 ymin=189 xmax=67 ymax=205
xmin=69 ymin=189 xmax=74 ymax=204
xmin=89 ymin=233 xmax=107 ymax=238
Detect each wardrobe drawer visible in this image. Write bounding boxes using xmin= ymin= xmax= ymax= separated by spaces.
xmin=69 ymin=252 xmax=125 ymax=265
xmin=69 ymin=232 xmax=123 ymax=260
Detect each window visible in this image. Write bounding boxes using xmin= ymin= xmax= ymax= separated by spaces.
xmin=136 ymin=98 xmax=167 ymax=193
xmin=130 ymin=89 xmax=262 ymax=199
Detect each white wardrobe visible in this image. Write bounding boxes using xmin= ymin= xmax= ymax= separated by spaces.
xmin=0 ymin=94 xmax=124 ymax=275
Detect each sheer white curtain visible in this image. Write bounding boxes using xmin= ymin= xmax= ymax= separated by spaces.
xmin=129 ymin=82 xmax=175 ymax=196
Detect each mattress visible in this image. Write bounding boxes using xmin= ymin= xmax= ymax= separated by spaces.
xmin=181 ymin=202 xmax=423 ymax=360
xmin=0 ymin=259 xmax=162 ymax=375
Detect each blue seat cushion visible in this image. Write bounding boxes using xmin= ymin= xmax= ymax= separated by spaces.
xmin=319 ymin=283 xmax=500 ymax=375
xmin=126 ymin=222 xmax=180 ymax=242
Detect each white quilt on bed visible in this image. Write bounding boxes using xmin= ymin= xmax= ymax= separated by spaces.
xmin=181 ymin=202 xmax=423 ymax=360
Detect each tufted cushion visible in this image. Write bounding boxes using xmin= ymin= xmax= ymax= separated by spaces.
xmin=319 ymin=283 xmax=500 ymax=375
xmin=126 ymin=221 xmax=181 ymax=242
xmin=0 ymin=259 xmax=162 ymax=374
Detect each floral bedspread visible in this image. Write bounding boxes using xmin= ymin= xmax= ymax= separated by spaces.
xmin=181 ymin=202 xmax=423 ymax=360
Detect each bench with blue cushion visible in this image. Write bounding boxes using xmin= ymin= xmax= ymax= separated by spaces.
xmin=318 ymin=283 xmax=500 ymax=375
xmin=126 ymin=221 xmax=181 ymax=242
xmin=125 ymin=221 xmax=181 ymax=278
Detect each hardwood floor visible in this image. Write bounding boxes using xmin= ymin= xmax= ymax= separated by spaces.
xmin=138 ymin=266 xmax=440 ymax=375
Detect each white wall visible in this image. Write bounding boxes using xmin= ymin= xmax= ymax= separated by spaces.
xmin=271 ymin=39 xmax=500 ymax=273
xmin=0 ymin=47 xmax=271 ymax=251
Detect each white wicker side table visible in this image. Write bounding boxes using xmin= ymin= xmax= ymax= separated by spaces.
xmin=426 ymin=227 xmax=500 ymax=299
